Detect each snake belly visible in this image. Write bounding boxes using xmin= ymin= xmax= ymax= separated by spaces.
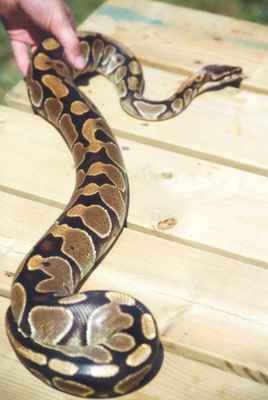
xmin=6 ymin=31 xmax=244 ymax=398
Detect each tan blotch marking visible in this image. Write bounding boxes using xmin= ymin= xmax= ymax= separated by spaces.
xmin=72 ymin=142 xmax=86 ymax=167
xmin=28 ymin=255 xmax=73 ymax=296
xmin=29 ymin=306 xmax=73 ymax=345
xmin=129 ymin=60 xmax=141 ymax=75
xmin=71 ymin=178 xmax=126 ymax=219
xmin=73 ymin=41 xmax=91 ymax=79
xmin=117 ymin=80 xmax=127 ymax=97
xmin=28 ymin=255 xmax=44 ymax=270
xmin=134 ymin=101 xmax=167 ymax=120
xmin=35 ymin=256 xmax=74 ymax=296
xmin=59 ymin=113 xmax=78 ymax=147
xmin=88 ymin=162 xmax=126 ymax=192
xmin=42 ymin=74 xmax=69 ymax=98
xmin=183 ymin=88 xmax=193 ymax=107
xmin=11 ymin=282 xmax=26 ymax=325
xmin=34 ymin=53 xmax=52 ymax=71
xmin=81 ymin=119 xmax=103 ymax=152
xmin=105 ymin=291 xmax=135 ymax=306
xmin=58 ymin=293 xmax=87 ymax=305
xmin=81 ymin=182 xmax=99 ymax=196
xmin=75 ymin=169 xmax=86 ymax=188
xmin=141 ymin=313 xmax=157 ymax=340
xmin=50 ymin=224 xmax=96 ymax=277
xmin=171 ymin=97 xmax=184 ymax=113
xmin=42 ymin=37 xmax=60 ymax=50
xmin=99 ymin=184 xmax=126 ymax=226
xmin=44 ymin=97 xmax=63 ymax=125
xmin=91 ymin=38 xmax=104 ymax=71
xmin=128 ymin=76 xmax=139 ymax=91
xmin=121 ymin=98 xmax=137 ymax=116
xmin=28 ymin=80 xmax=43 ymax=107
xmin=104 ymin=142 xmax=125 ymax=169
xmin=55 ymin=342 xmax=112 ymax=364
xmin=81 ymin=345 xmax=112 ymax=364
xmin=106 ymin=52 xmax=125 ymax=75
xmin=53 ymin=377 xmax=95 ymax=397
xmin=29 ymin=368 xmax=52 ymax=386
xmin=71 ymin=100 xmax=90 ymax=115
xmin=89 ymin=364 xmax=119 ymax=378
xmin=114 ymin=65 xmax=127 ymax=84
xmin=126 ymin=344 xmax=152 ymax=367
xmin=68 ymin=204 xmax=112 ymax=239
xmin=49 ymin=358 xmax=78 ymax=375
xmin=7 ymin=325 xmax=47 ymax=365
xmin=81 ymin=41 xmax=90 ymax=61
xmin=106 ymin=332 xmax=135 ymax=352
xmin=101 ymin=45 xmax=116 ymax=67
xmin=114 ymin=365 xmax=152 ymax=394
xmin=87 ymin=303 xmax=133 ymax=348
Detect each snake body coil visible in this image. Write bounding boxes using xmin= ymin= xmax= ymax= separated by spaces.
xmin=6 ymin=32 xmax=244 ymax=398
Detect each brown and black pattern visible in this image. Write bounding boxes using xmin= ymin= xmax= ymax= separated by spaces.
xmin=6 ymin=31 xmax=244 ymax=398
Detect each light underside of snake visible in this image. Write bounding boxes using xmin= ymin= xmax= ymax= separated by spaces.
xmin=6 ymin=31 xmax=244 ymax=398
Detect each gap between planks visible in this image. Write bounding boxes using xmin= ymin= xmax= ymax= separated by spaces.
xmin=6 ymin=77 xmax=268 ymax=179
xmin=1 ymin=297 xmax=268 ymax=400
xmin=2 ymin=191 xmax=268 ymax=387
xmin=114 ymin=55 xmax=268 ymax=97
xmin=2 ymin=243 xmax=268 ymax=388
xmin=83 ymin=0 xmax=268 ymax=95
xmin=1 ymin=182 xmax=268 ymax=271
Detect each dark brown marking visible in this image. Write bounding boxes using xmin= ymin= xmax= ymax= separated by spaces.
xmin=59 ymin=113 xmax=78 ymax=147
xmin=44 ymin=98 xmax=63 ymax=126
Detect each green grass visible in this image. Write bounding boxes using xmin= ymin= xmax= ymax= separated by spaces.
xmin=1 ymin=0 xmax=268 ymax=99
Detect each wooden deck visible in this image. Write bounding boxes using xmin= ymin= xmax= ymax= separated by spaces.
xmin=2 ymin=0 xmax=268 ymax=398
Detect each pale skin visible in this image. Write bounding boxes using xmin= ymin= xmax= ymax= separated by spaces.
xmin=0 ymin=0 xmax=85 ymax=75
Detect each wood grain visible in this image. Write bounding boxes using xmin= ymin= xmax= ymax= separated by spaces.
xmin=81 ymin=0 xmax=268 ymax=92
xmin=2 ymin=0 xmax=268 ymax=397
xmin=1 ymin=105 xmax=268 ymax=268
xmin=1 ymin=190 xmax=268 ymax=385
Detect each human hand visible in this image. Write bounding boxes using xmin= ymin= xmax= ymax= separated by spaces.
xmin=0 ymin=0 xmax=85 ymax=75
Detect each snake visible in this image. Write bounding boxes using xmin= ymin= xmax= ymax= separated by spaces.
xmin=6 ymin=31 xmax=244 ymax=398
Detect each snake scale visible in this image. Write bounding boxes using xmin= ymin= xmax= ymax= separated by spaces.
xmin=6 ymin=31 xmax=244 ymax=398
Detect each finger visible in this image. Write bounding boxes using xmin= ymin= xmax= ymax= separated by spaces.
xmin=10 ymin=40 xmax=30 ymax=76
xmin=51 ymin=17 xmax=85 ymax=69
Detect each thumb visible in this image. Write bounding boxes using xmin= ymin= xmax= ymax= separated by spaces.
xmin=10 ymin=39 xmax=30 ymax=76
xmin=52 ymin=19 xmax=85 ymax=70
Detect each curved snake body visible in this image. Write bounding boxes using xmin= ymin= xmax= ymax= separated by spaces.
xmin=6 ymin=32 xmax=244 ymax=398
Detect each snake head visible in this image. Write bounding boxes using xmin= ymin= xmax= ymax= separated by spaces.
xmin=195 ymin=64 xmax=245 ymax=94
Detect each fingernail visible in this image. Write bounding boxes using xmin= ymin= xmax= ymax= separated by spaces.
xmin=74 ymin=55 xmax=86 ymax=69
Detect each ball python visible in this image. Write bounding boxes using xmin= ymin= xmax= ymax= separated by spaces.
xmin=6 ymin=31 xmax=244 ymax=398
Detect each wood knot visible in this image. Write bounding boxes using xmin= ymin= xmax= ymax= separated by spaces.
xmin=157 ymin=218 xmax=177 ymax=230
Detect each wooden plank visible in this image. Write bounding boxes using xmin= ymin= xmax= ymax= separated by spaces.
xmin=6 ymin=65 xmax=268 ymax=178
xmin=1 ymin=296 xmax=268 ymax=400
xmin=80 ymin=0 xmax=268 ymax=92
xmin=2 ymin=190 xmax=268 ymax=383
xmin=1 ymin=105 xmax=268 ymax=268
